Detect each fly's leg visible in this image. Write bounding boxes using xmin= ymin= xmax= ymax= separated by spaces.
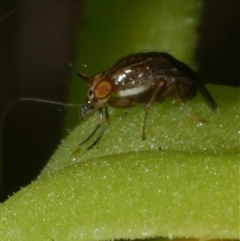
xmin=79 ymin=106 xmax=109 ymax=150
xmin=80 ymin=97 xmax=133 ymax=150
xmin=142 ymin=81 xmax=165 ymax=140
xmin=79 ymin=107 xmax=104 ymax=147
xmin=86 ymin=107 xmax=109 ymax=150
xmin=142 ymin=111 xmax=148 ymax=140
xmin=172 ymin=83 xmax=207 ymax=123
xmin=78 ymin=123 xmax=101 ymax=146
xmin=179 ymin=105 xmax=207 ymax=123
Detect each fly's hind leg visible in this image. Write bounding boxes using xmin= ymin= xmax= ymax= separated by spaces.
xmin=142 ymin=81 xmax=165 ymax=140
xmin=178 ymin=104 xmax=207 ymax=124
xmin=173 ymin=86 xmax=207 ymax=124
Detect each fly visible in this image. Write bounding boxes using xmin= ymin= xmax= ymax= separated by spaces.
xmin=72 ymin=51 xmax=218 ymax=150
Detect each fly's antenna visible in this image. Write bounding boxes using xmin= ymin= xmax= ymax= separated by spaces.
xmin=12 ymin=98 xmax=82 ymax=107
xmin=1 ymin=97 xmax=82 ymax=141
xmin=2 ymin=97 xmax=82 ymax=124
xmin=69 ymin=63 xmax=89 ymax=82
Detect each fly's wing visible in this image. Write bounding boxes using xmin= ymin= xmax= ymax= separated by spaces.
xmin=162 ymin=52 xmax=219 ymax=112
xmin=105 ymin=52 xmax=165 ymax=90
xmin=106 ymin=52 xmax=169 ymax=75
xmin=193 ymin=78 xmax=219 ymax=111
xmin=106 ymin=51 xmax=218 ymax=111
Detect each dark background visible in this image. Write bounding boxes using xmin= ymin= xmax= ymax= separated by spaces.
xmin=1 ymin=0 xmax=240 ymax=202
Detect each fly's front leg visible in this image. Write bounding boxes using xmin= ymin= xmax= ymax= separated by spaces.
xmin=79 ymin=107 xmax=110 ymax=150
xmin=79 ymin=107 xmax=104 ymax=146
xmin=86 ymin=106 xmax=110 ymax=150
xmin=172 ymin=81 xmax=206 ymax=124
xmin=178 ymin=105 xmax=207 ymax=124
xmin=79 ymin=97 xmax=132 ymax=150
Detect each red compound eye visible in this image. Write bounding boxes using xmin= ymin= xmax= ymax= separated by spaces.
xmin=94 ymin=79 xmax=113 ymax=99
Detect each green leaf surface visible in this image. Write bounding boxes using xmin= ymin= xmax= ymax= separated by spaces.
xmin=2 ymin=85 xmax=240 ymax=241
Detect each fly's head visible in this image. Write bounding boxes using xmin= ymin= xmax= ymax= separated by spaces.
xmin=81 ymin=73 xmax=114 ymax=120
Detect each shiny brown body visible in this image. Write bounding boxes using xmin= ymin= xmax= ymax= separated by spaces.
xmin=105 ymin=52 xmax=217 ymax=109
xmin=74 ymin=52 xmax=218 ymax=149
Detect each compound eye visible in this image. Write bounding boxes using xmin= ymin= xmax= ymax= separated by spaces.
xmin=94 ymin=79 xmax=113 ymax=99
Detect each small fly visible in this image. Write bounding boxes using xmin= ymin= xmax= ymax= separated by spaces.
xmin=71 ymin=51 xmax=218 ymax=150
